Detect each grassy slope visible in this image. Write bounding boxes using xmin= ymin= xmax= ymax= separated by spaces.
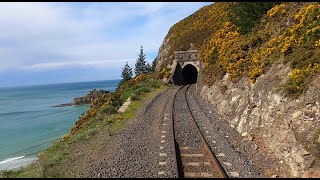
xmin=0 ymin=75 xmax=167 ymax=178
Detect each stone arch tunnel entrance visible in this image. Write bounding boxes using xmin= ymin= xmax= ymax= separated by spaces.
xmin=170 ymin=49 xmax=200 ymax=85
xmin=173 ymin=64 xmax=198 ymax=85
xmin=182 ymin=64 xmax=198 ymax=84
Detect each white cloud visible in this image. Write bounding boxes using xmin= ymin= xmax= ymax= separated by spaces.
xmin=19 ymin=58 xmax=136 ymax=71
xmin=0 ymin=2 xmax=210 ymax=73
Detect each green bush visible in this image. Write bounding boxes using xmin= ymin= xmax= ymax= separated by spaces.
xmin=119 ymin=91 xmax=133 ymax=102
xmin=150 ymin=80 xmax=162 ymax=88
xmin=139 ymin=86 xmax=151 ymax=93
xmin=131 ymin=94 xmax=140 ymax=101
xmin=229 ymin=2 xmax=280 ymax=34
xmin=285 ymin=43 xmax=320 ymax=70
xmin=105 ymin=105 xmax=118 ymax=115
xmin=284 ymin=75 xmax=307 ymax=97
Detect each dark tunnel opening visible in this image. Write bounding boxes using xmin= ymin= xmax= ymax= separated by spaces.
xmin=181 ymin=64 xmax=198 ymax=85
xmin=173 ymin=63 xmax=183 ymax=85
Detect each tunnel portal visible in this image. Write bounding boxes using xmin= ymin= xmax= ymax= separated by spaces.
xmin=181 ymin=64 xmax=198 ymax=84
xmin=172 ymin=64 xmax=198 ymax=85
xmin=170 ymin=50 xmax=200 ymax=85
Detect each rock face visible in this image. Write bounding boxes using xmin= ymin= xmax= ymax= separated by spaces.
xmin=74 ymin=89 xmax=110 ymax=105
xmin=156 ymin=36 xmax=172 ymax=72
xmin=198 ymin=63 xmax=320 ymax=177
xmin=117 ymin=97 xmax=131 ymax=113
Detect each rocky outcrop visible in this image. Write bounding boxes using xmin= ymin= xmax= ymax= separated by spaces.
xmin=117 ymin=97 xmax=131 ymax=113
xmin=198 ymin=63 xmax=320 ymax=177
xmin=155 ymin=35 xmax=172 ymax=72
xmin=54 ymin=89 xmax=110 ymax=107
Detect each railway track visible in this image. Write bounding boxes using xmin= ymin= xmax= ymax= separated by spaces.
xmin=171 ymin=85 xmax=228 ymax=178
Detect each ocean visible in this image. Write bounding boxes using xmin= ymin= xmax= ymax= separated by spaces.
xmin=0 ymin=79 xmax=120 ymax=171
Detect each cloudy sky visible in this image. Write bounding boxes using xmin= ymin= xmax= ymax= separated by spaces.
xmin=0 ymin=2 xmax=211 ymax=88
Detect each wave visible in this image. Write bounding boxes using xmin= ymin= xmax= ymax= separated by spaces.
xmin=0 ymin=156 xmax=38 ymax=171
xmin=0 ymin=156 xmax=25 ymax=165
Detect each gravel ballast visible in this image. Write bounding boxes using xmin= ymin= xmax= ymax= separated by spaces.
xmin=185 ymin=84 xmax=262 ymax=178
xmin=80 ymin=87 xmax=178 ymax=178
xmin=77 ymin=83 xmax=282 ymax=178
xmin=188 ymin=84 xmax=289 ymax=178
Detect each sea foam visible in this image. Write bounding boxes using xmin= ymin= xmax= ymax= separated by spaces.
xmin=0 ymin=156 xmax=38 ymax=171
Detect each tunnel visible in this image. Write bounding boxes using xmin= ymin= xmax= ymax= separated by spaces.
xmin=181 ymin=64 xmax=198 ymax=84
xmin=173 ymin=64 xmax=198 ymax=85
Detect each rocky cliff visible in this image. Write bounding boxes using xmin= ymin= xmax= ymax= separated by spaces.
xmin=199 ymin=64 xmax=320 ymax=177
xmin=156 ymin=2 xmax=320 ymax=177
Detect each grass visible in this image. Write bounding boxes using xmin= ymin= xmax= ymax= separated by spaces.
xmin=106 ymin=83 xmax=166 ymax=135
xmin=1 ymin=78 xmax=167 ymax=178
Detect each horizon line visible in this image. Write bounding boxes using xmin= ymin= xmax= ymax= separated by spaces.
xmin=0 ymin=78 xmax=122 ymax=90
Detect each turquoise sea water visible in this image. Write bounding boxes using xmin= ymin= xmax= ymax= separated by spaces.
xmin=0 ymin=79 xmax=119 ymax=170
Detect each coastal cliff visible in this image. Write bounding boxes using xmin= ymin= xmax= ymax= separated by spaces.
xmin=156 ymin=2 xmax=320 ymax=177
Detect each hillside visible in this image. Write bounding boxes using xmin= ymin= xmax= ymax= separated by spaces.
xmin=157 ymin=2 xmax=319 ymax=96
xmin=156 ymin=2 xmax=320 ymax=177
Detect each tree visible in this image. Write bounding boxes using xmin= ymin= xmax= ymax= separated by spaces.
xmin=135 ymin=45 xmax=147 ymax=76
xmin=145 ymin=63 xmax=152 ymax=74
xmin=121 ymin=62 xmax=133 ymax=83
xmin=151 ymin=57 xmax=157 ymax=72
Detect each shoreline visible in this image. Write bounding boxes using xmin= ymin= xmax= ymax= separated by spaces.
xmin=0 ymin=156 xmax=38 ymax=171
xmin=0 ymin=79 xmax=120 ymax=177
xmin=1 ymin=88 xmax=109 ymax=171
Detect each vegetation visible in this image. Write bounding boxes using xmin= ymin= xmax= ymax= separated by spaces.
xmin=1 ymin=73 xmax=166 ymax=178
xmin=158 ymin=2 xmax=232 ymax=71
xmin=134 ymin=45 xmax=154 ymax=76
xmin=160 ymin=2 xmax=320 ymax=97
xmin=69 ymin=72 xmax=164 ymax=136
xmin=157 ymin=67 xmax=172 ymax=80
xmin=120 ymin=62 xmax=133 ymax=85
xmin=135 ymin=45 xmax=147 ymax=75
xmin=0 ymin=162 xmax=43 ymax=178
xmin=229 ymin=2 xmax=280 ymax=34
xmin=151 ymin=57 xmax=157 ymax=72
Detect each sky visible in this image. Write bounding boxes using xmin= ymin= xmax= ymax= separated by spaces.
xmin=0 ymin=2 xmax=211 ymax=88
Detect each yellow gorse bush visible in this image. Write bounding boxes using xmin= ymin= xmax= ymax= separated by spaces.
xmin=315 ymin=39 xmax=320 ymax=47
xmin=157 ymin=2 xmax=319 ymax=96
xmin=267 ymin=3 xmax=286 ymax=17
xmin=198 ymin=2 xmax=319 ymax=86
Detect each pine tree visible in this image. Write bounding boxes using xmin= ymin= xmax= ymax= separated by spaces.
xmin=121 ymin=62 xmax=133 ymax=83
xmin=135 ymin=45 xmax=147 ymax=76
xmin=145 ymin=63 xmax=152 ymax=74
xmin=151 ymin=57 xmax=157 ymax=72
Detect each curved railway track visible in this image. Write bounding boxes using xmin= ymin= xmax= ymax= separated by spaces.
xmin=171 ymin=85 xmax=228 ymax=178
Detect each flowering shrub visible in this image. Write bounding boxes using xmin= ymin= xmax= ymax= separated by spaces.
xmin=199 ymin=2 xmax=319 ymax=91
xmin=134 ymin=73 xmax=147 ymax=83
xmin=158 ymin=2 xmax=231 ymax=70
xmin=286 ymin=64 xmax=320 ymax=96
